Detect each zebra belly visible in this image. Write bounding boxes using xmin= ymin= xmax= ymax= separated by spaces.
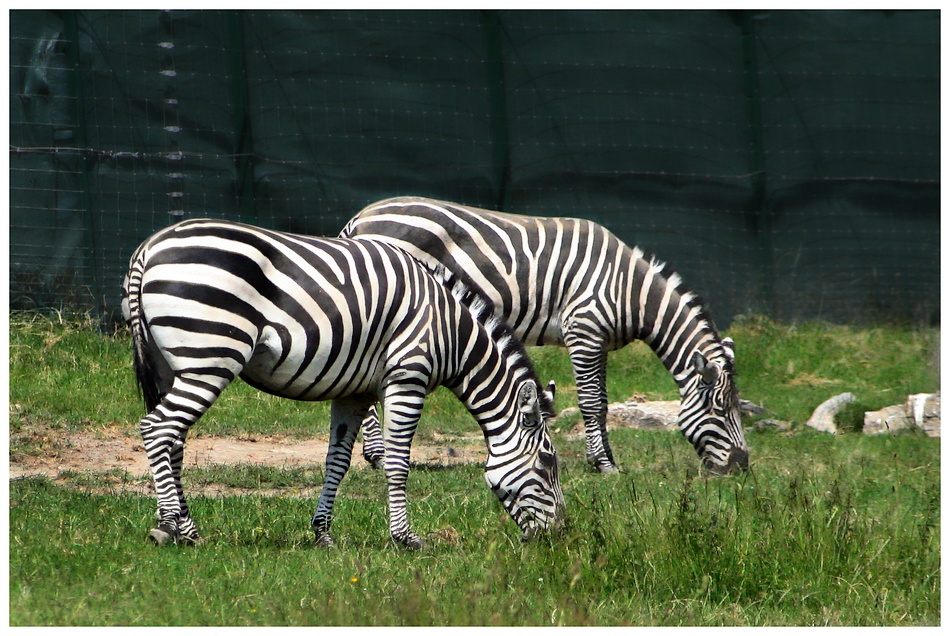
xmin=239 ymin=324 xmax=384 ymax=402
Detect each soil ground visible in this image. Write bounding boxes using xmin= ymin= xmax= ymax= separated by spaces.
xmin=9 ymin=422 xmax=489 ymax=485
xmin=7 ymin=401 xmax=675 ymax=495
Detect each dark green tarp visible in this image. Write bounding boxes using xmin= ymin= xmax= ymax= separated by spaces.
xmin=9 ymin=9 xmax=939 ymax=327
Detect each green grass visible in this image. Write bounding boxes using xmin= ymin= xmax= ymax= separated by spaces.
xmin=9 ymin=430 xmax=940 ymax=625
xmin=7 ymin=311 xmax=941 ymax=625
xmin=9 ymin=311 xmax=939 ymax=438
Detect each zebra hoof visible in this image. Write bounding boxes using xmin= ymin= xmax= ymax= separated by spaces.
xmin=588 ymin=456 xmax=620 ymax=474
xmin=149 ymin=525 xmax=202 ymax=546
xmin=398 ymin=534 xmax=425 ymax=551
xmin=598 ymin=464 xmax=620 ymax=474
xmin=314 ymin=532 xmax=335 ymax=548
xmin=178 ymin=532 xmax=203 ymax=546
xmin=363 ymin=453 xmax=384 ymax=470
xmin=148 ymin=526 xmax=177 ymax=546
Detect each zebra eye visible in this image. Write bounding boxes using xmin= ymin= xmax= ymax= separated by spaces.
xmin=538 ymin=451 xmax=556 ymax=469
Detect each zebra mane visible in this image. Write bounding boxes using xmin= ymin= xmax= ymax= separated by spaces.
xmin=424 ymin=260 xmax=555 ymax=416
xmin=632 ymin=246 xmax=733 ymax=372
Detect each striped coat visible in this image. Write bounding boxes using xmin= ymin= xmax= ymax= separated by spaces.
xmin=122 ymin=218 xmax=565 ymax=548
xmin=341 ymin=196 xmax=748 ymax=474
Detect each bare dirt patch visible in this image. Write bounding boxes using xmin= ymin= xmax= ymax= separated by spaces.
xmin=8 ymin=399 xmax=683 ymax=496
xmin=8 ymin=421 xmax=488 ymax=491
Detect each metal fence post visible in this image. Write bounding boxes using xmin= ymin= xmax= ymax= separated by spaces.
xmin=62 ymin=10 xmax=106 ymax=323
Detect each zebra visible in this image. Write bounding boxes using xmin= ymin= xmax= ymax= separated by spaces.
xmin=340 ymin=196 xmax=749 ymax=475
xmin=121 ymin=218 xmax=565 ymax=549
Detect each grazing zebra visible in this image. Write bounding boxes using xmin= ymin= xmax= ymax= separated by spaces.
xmin=121 ymin=218 xmax=565 ymax=549
xmin=340 ymin=196 xmax=749 ymax=475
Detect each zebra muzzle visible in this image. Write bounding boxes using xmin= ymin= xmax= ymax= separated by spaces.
xmin=703 ymin=446 xmax=750 ymax=475
xmin=728 ymin=447 xmax=750 ymax=472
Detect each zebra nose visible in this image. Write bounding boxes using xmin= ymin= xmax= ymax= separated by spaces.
xmin=521 ymin=506 xmax=566 ymax=542
xmin=728 ymin=447 xmax=750 ymax=473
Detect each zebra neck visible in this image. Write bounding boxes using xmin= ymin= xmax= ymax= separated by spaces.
xmin=439 ymin=271 xmax=549 ymax=438
xmin=450 ymin=356 xmax=524 ymax=438
xmin=653 ymin=327 xmax=721 ymax=395
xmin=622 ymin=249 xmax=718 ymax=390
xmin=447 ymin=327 xmax=548 ymax=443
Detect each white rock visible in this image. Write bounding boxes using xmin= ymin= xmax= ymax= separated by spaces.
xmin=558 ymin=399 xmax=680 ymax=434
xmin=863 ymin=393 xmax=940 ymax=437
xmin=806 ymin=392 xmax=856 ymax=434
xmin=905 ymin=392 xmax=940 ymax=437
xmin=609 ymin=400 xmax=679 ymax=430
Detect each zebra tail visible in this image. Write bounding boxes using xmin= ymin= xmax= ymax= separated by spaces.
xmin=124 ymin=258 xmax=165 ymax=414
xmin=132 ymin=323 xmax=164 ymax=414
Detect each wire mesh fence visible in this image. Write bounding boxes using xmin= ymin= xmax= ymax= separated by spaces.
xmin=9 ymin=9 xmax=940 ymax=328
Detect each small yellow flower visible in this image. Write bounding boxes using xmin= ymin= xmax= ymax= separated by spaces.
xmin=350 ymin=576 xmax=359 ymax=583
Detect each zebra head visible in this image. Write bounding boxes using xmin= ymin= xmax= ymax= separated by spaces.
xmin=484 ymin=380 xmax=566 ymax=541
xmin=680 ymin=337 xmax=749 ymax=475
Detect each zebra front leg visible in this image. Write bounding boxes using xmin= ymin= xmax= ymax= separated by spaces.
xmin=383 ymin=450 xmax=424 ymax=550
xmin=312 ymin=397 xmax=367 ymax=547
xmin=565 ymin=334 xmax=618 ymax=473
xmin=381 ymin=386 xmax=427 ymax=550
xmin=360 ymin=403 xmax=385 ymax=469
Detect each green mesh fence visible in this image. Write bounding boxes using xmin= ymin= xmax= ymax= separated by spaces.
xmin=9 ymin=9 xmax=939 ymax=328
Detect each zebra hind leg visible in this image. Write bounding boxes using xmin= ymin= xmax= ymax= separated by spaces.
xmin=141 ymin=375 xmax=231 ymax=545
xmin=165 ymin=437 xmax=202 ymax=544
xmin=142 ymin=428 xmax=202 ymax=546
xmin=360 ymin=403 xmax=385 ymax=469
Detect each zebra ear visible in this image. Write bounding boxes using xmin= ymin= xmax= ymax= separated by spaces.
xmin=517 ymin=380 xmax=542 ymax=428
xmin=538 ymin=380 xmax=557 ymax=420
xmin=721 ymin=337 xmax=736 ymax=362
xmin=692 ymin=351 xmax=720 ymax=384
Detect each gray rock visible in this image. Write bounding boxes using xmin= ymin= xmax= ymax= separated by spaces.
xmin=805 ymin=392 xmax=856 ymax=434
xmin=740 ymin=399 xmax=769 ymax=416
xmin=863 ymin=404 xmax=911 ymax=435
xmin=754 ymin=418 xmax=791 ymax=432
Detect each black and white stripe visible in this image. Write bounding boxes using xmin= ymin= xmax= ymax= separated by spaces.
xmin=340 ymin=196 xmax=748 ymax=474
xmin=121 ymin=218 xmax=565 ymax=549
